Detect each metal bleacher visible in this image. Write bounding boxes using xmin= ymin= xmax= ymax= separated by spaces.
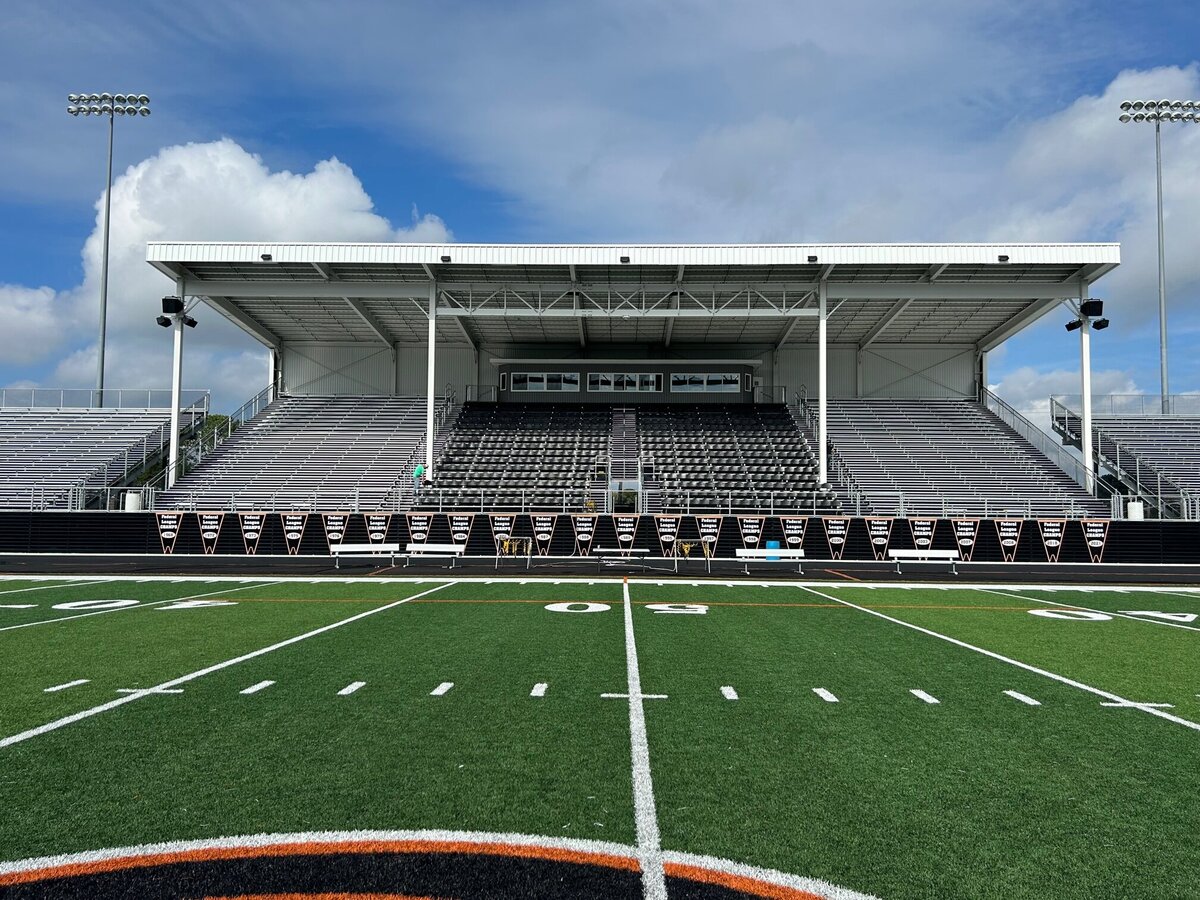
xmin=639 ymin=404 xmax=837 ymax=513
xmin=825 ymin=398 xmax=1107 ymax=517
xmin=158 ymin=395 xmax=432 ymax=511
xmin=1087 ymin=417 xmax=1200 ymax=496
xmin=0 ymin=408 xmax=178 ymax=509
xmin=415 ymin=402 xmax=609 ymax=510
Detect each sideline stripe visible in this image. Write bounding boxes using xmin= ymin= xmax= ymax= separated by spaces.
xmin=910 ymin=689 xmax=940 ymax=705
xmin=338 ymin=681 xmax=366 ymax=696
xmin=799 ymin=585 xmax=1200 ymax=734
xmin=240 ymin=680 xmax=275 ymax=695
xmin=44 ymin=679 xmax=89 ymax=693
xmin=812 ymin=688 xmax=839 ymax=703
xmin=0 ymin=582 xmax=282 ymax=634
xmin=0 ymin=582 xmax=451 ymax=751
xmin=430 ymin=682 xmax=454 ymax=696
xmin=720 ymin=685 xmax=739 ymax=701
xmin=531 ymin=682 xmax=548 ymax=698
xmin=981 ymin=587 xmax=1200 ymax=633
xmin=0 ymin=579 xmax=109 ymax=596
xmin=0 ymin=605 xmax=36 ymax=610
xmin=1004 ymin=690 xmax=1041 ymax=706
xmin=621 ymin=578 xmax=667 ymax=900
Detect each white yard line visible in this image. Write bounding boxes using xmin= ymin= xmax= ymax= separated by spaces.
xmin=115 ymin=687 xmax=184 ymax=695
xmin=0 ymin=605 xmax=36 ymax=610
xmin=981 ymin=587 xmax=1200 ymax=633
xmin=338 ymin=681 xmax=366 ymax=696
xmin=1003 ymin=690 xmax=1041 ymax=706
xmin=429 ymin=682 xmax=454 ymax=696
xmin=0 ymin=582 xmax=281 ymax=634
xmin=0 ymin=582 xmax=450 ymax=751
xmin=910 ymin=689 xmax=940 ymax=705
xmin=621 ymin=578 xmax=667 ymax=900
xmin=720 ymin=685 xmax=739 ymax=701
xmin=798 ymin=585 xmax=1200 ymax=734
xmin=0 ymin=579 xmax=108 ymax=596
xmin=43 ymin=679 xmax=89 ymax=693
xmin=530 ymin=682 xmax=548 ymax=698
xmin=812 ymin=688 xmax=839 ymax=703
xmin=240 ymin=680 xmax=275 ymax=695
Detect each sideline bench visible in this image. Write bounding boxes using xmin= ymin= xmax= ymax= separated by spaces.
xmin=405 ymin=542 xmax=467 ymax=568
xmin=330 ymin=542 xmax=400 ymax=568
xmin=889 ymin=548 xmax=959 ymax=575
xmin=595 ymin=547 xmax=653 ymax=571
xmin=735 ymin=547 xmax=805 ymax=574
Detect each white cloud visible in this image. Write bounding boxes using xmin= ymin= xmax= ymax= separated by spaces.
xmin=990 ymin=365 xmax=1141 ymax=433
xmin=4 ymin=139 xmax=450 ymax=409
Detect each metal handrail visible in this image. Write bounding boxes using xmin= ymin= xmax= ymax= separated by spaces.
xmin=0 ymin=388 xmax=209 ymax=411
xmin=1052 ymin=393 xmax=1200 ymax=417
xmin=982 ymin=389 xmax=1097 ymax=492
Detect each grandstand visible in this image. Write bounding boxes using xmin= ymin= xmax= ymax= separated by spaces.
xmin=0 ymin=392 xmax=206 ymax=510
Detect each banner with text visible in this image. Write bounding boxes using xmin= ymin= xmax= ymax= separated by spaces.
xmin=449 ymin=514 xmax=473 ymax=549
xmin=531 ymin=514 xmax=557 ymax=555
xmin=654 ymin=515 xmax=680 ymax=556
xmin=489 ymin=514 xmax=517 ymax=555
xmin=196 ymin=512 xmax=223 ymax=555
xmin=1082 ymin=519 xmax=1110 ymax=563
xmin=571 ymin=515 xmax=597 ymax=556
xmin=1038 ymin=519 xmax=1067 ymax=563
xmin=322 ymin=513 xmax=350 ymax=551
xmin=864 ymin=517 xmax=894 ymax=561
xmin=822 ymin=517 xmax=850 ymax=560
xmin=737 ymin=516 xmax=766 ymax=549
xmin=696 ymin=516 xmax=722 ymax=558
xmin=364 ymin=513 xmax=392 ymax=545
xmin=239 ymin=513 xmax=266 ymax=555
xmin=994 ymin=519 xmax=1024 ymax=563
xmin=909 ymin=518 xmax=937 ymax=552
xmin=156 ymin=512 xmax=181 ymax=554
xmin=405 ymin=513 xmax=433 ymax=546
xmin=280 ymin=513 xmax=307 ymax=555
xmin=779 ymin=516 xmax=808 ymax=553
xmin=951 ymin=519 xmax=979 ymax=562
xmin=613 ymin=515 xmax=640 ymax=555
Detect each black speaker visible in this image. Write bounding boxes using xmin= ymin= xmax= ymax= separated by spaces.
xmin=1080 ymin=299 xmax=1104 ymax=317
xmin=161 ymin=296 xmax=184 ymax=315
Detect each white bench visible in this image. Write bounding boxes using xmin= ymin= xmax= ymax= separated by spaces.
xmin=735 ymin=547 xmax=805 ymax=574
xmin=889 ymin=548 xmax=959 ymax=575
xmin=330 ymin=542 xmax=400 ymax=568
xmin=405 ymin=542 xmax=467 ymax=567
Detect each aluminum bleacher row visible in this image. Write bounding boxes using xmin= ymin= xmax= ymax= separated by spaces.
xmin=158 ymin=395 xmax=432 ymax=510
xmin=1091 ymin=416 xmax=1200 ymax=494
xmin=0 ymin=408 xmax=177 ymax=508
xmin=640 ymin=404 xmax=837 ymax=512
xmin=415 ymin=403 xmax=609 ymax=510
xmin=825 ymin=398 xmax=1107 ymax=516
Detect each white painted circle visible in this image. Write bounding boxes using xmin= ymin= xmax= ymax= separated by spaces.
xmin=1028 ymin=609 xmax=1111 ymax=621
xmin=52 ymin=599 xmax=139 ymax=610
xmin=545 ymin=602 xmax=611 ymax=614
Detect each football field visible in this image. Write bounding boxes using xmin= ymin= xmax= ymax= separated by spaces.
xmin=0 ymin=574 xmax=1197 ymax=899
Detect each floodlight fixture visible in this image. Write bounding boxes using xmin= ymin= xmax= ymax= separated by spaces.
xmin=997 ymin=254 xmax=1010 ymax=263
xmin=807 ymin=255 xmax=819 ymax=263
xmin=1065 ymin=319 xmax=1082 ymax=332
xmin=619 ymin=255 xmax=631 ymax=263
xmin=183 ymin=315 xmax=198 ymax=329
xmin=440 ymin=255 xmax=451 ymax=263
xmin=67 ymin=90 xmax=153 ymax=403
xmin=1093 ymin=318 xmax=1110 ymax=330
xmin=1080 ymin=299 xmax=1104 ymax=317
xmin=1116 ymin=97 xmax=1196 ymax=411
xmin=260 ymin=253 xmax=273 ymax=261
xmin=156 ymin=315 xmax=171 ymax=328
xmin=161 ymin=296 xmax=184 ymax=314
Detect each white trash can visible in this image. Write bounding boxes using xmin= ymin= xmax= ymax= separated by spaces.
xmin=123 ymin=491 xmax=144 ymax=512
xmin=1126 ymin=500 xmax=1144 ymax=520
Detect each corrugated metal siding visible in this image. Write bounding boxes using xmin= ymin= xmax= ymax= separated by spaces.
xmin=775 ymin=346 xmax=858 ymax=398
xmin=281 ymin=343 xmax=395 ymax=395
xmin=396 ymin=346 xmax=477 ymax=398
xmin=860 ymin=345 xmax=976 ymax=398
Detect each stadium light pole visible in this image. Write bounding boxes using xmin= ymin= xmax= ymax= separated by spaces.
xmin=157 ymin=293 xmax=197 ymax=489
xmin=67 ymin=92 xmax=152 ymax=406
xmin=1118 ymin=97 xmax=1199 ymax=414
xmin=1066 ymin=296 xmax=1110 ymax=495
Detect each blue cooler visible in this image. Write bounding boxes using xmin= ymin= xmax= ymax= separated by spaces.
xmin=766 ymin=540 xmax=780 ymax=561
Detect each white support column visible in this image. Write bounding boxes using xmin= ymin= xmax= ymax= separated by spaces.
xmin=425 ymin=281 xmax=437 ymax=476
xmin=818 ymin=280 xmax=828 ymax=485
xmin=1079 ymin=290 xmax=1094 ymax=495
xmin=166 ymin=281 xmax=185 ymax=490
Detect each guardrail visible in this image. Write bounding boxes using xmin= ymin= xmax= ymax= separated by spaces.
xmin=1052 ymin=393 xmax=1200 ymax=417
xmin=0 ymin=388 xmax=209 ymax=411
xmin=983 ymin=389 xmax=1096 ymax=493
xmin=853 ymin=490 xmax=1104 ymax=519
xmin=180 ymin=383 xmax=276 ymax=476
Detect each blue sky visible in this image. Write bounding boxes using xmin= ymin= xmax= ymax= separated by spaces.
xmin=1 ymin=0 xmax=1199 ymax=415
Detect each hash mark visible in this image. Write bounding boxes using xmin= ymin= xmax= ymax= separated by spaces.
xmin=338 ymin=681 xmax=366 ymax=696
xmin=240 ymin=680 xmax=275 ymax=695
xmin=720 ymin=685 xmax=739 ymax=701
xmin=430 ymin=681 xmax=454 ymax=696
xmin=1004 ymin=690 xmax=1041 ymax=706
xmin=910 ymin=689 xmax=940 ymax=705
xmin=44 ymin=679 xmax=89 ymax=693
xmin=812 ymin=688 xmax=839 ymax=703
xmin=531 ymin=682 xmax=548 ymax=698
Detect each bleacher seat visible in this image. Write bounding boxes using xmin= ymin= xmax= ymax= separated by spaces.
xmin=1091 ymin=416 xmax=1200 ymax=495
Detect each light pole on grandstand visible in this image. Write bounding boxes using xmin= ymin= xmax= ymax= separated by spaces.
xmin=157 ymin=297 xmax=196 ymax=489
xmin=1066 ymin=300 xmax=1110 ymax=494
xmin=67 ymin=92 xmax=152 ymax=406
xmin=1118 ymin=98 xmax=1199 ymax=414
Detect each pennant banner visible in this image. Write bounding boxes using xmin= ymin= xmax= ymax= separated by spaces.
xmin=156 ymin=512 xmax=182 ymax=555
xmin=406 ymin=513 xmax=433 ymax=546
xmin=531 ymin=514 xmax=556 ymax=555
xmin=280 ymin=513 xmax=307 ymax=556
xmin=909 ymin=518 xmax=937 ymax=551
xmin=779 ymin=516 xmax=808 ymax=552
xmin=696 ymin=515 xmax=722 ymax=558
xmin=613 ymin=515 xmax=640 ymax=555
xmin=737 ymin=516 xmax=766 ymax=548
xmin=864 ymin=517 xmax=894 ymax=562
xmin=196 ymin=512 xmax=223 ymax=555
xmin=489 ymin=514 xmax=517 ymax=555
xmin=364 ymin=513 xmax=392 ymax=545
xmin=994 ymin=519 xmax=1024 ymax=563
xmin=322 ymin=513 xmax=350 ymax=551
xmin=1038 ymin=519 xmax=1067 ymax=563
xmin=449 ymin=514 xmax=473 ymax=549
xmin=1082 ymin=519 xmax=1110 ymax=564
xmin=239 ymin=513 xmax=265 ymax=555
xmin=951 ymin=519 xmax=979 ymax=562
xmin=654 ymin=515 xmax=680 ymax=556
xmin=822 ymin=517 xmax=850 ymax=560
xmin=571 ymin=514 xmax=597 ymax=556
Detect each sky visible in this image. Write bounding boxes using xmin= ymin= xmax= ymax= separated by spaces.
xmin=1 ymin=0 xmax=1199 ymax=424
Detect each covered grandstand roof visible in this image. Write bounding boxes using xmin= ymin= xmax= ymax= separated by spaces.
xmin=146 ymin=242 xmax=1120 ymax=350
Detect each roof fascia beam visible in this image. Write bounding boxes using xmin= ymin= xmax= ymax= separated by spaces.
xmin=440 ymin=307 xmax=821 ymax=319
xmin=858 ymin=298 xmax=914 ymax=348
xmin=188 ymin=281 xmax=432 ymax=300
xmin=201 ymin=296 xmax=282 ymax=349
xmin=344 ymin=297 xmax=393 ymax=345
xmin=830 ymin=282 xmax=1081 ymax=300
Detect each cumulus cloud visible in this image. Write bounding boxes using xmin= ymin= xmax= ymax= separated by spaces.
xmin=3 ymin=139 xmax=450 ymax=409
xmin=990 ymin=365 xmax=1141 ymax=433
